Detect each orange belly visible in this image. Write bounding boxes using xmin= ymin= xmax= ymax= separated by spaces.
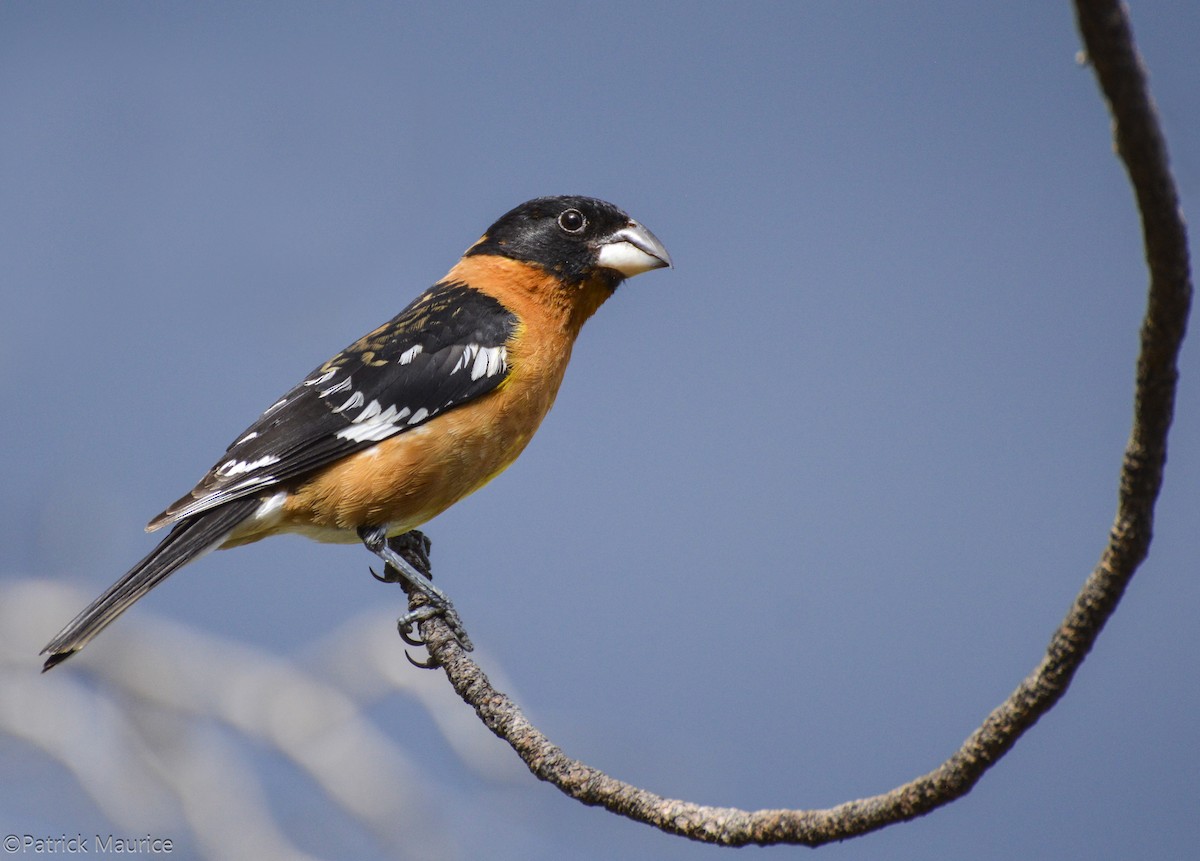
xmin=278 ymin=389 xmax=541 ymax=535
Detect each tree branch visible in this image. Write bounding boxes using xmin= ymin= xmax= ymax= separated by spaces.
xmin=403 ymin=0 xmax=1192 ymax=845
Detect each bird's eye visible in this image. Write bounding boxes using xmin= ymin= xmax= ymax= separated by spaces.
xmin=557 ymin=208 xmax=586 ymax=234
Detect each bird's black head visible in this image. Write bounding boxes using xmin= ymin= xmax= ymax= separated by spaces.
xmin=466 ymin=195 xmax=671 ymax=286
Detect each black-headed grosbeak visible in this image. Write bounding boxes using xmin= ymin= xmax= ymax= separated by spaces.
xmin=42 ymin=196 xmax=671 ymax=671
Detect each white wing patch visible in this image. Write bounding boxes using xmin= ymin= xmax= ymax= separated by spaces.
xmin=399 ymin=344 xmax=423 ymax=364
xmin=452 ymin=344 xmax=506 ymax=381
xmin=330 ymin=342 xmax=506 ymax=443
xmin=170 ymin=471 xmax=279 ymax=523
xmin=261 ymin=397 xmax=290 ymax=418
xmin=336 ymin=400 xmax=413 ymax=442
xmin=332 ymin=390 xmax=365 ymax=414
xmin=317 ymin=376 xmax=353 ymax=399
xmin=215 ymin=454 xmax=281 ymax=478
xmin=303 ymin=368 xmax=338 ymax=387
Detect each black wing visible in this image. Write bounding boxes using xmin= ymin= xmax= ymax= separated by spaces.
xmin=150 ymin=281 xmax=517 ymax=529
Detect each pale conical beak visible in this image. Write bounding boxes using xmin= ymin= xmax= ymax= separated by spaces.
xmin=596 ymin=221 xmax=672 ymax=277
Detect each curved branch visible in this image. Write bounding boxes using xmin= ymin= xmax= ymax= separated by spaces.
xmin=403 ymin=0 xmax=1192 ymax=846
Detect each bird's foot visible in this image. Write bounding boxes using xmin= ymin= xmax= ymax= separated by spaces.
xmin=358 ymin=526 xmax=474 ymax=655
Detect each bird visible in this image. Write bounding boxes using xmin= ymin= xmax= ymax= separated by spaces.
xmin=41 ymin=195 xmax=671 ymax=671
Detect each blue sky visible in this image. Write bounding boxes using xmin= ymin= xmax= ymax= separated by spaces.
xmin=3 ymin=2 xmax=1198 ymax=859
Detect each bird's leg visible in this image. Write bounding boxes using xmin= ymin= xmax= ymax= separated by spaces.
xmin=358 ymin=525 xmax=473 ymax=653
xmin=371 ymin=530 xmax=434 ymax=648
xmin=370 ymin=530 xmax=432 ymax=587
xmin=386 ymin=531 xmax=446 ymax=649
xmin=389 ymin=529 xmax=433 ymax=579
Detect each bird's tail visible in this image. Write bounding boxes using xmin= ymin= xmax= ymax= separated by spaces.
xmin=41 ymin=498 xmax=260 ymax=671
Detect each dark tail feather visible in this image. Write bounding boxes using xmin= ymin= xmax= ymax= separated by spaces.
xmin=41 ymin=498 xmax=260 ymax=671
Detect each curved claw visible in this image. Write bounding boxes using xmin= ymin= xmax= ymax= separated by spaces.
xmin=405 ymin=650 xmax=440 ymax=670
xmin=371 ymin=565 xmax=403 ymax=584
xmin=395 ymin=602 xmax=475 ymax=653
xmin=398 ymin=619 xmax=425 ymax=647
